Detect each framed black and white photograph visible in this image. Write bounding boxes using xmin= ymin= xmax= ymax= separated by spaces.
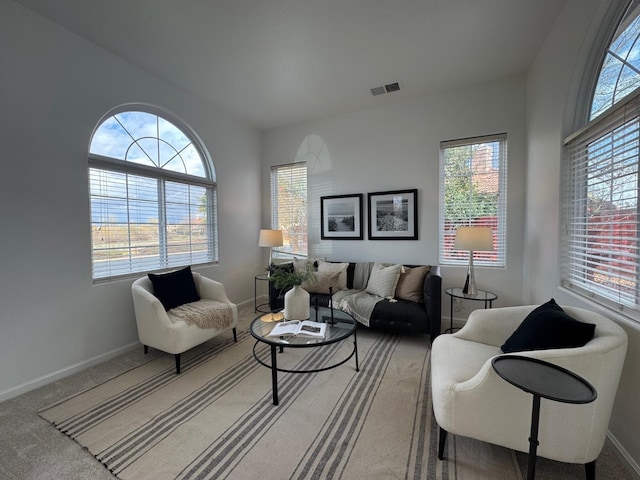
xmin=321 ymin=194 xmax=363 ymax=240
xmin=368 ymin=189 xmax=418 ymax=240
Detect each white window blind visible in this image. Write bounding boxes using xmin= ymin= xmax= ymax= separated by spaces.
xmin=88 ymin=108 xmax=217 ymax=281
xmin=439 ymin=134 xmax=507 ymax=267
xmin=562 ymin=90 xmax=640 ymax=317
xmin=270 ymin=162 xmax=307 ymax=257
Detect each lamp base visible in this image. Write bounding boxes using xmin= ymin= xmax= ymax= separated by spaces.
xmin=266 ymin=248 xmax=274 ymax=277
xmin=462 ymin=273 xmax=477 ymax=296
xmin=462 ymin=252 xmax=478 ymax=296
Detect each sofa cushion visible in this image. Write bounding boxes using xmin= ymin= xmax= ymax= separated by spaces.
xmin=501 ymin=298 xmax=596 ymax=353
xmin=395 ymin=265 xmax=430 ymax=302
xmin=369 ymin=298 xmax=428 ymax=334
xmin=351 ymin=262 xmax=373 ymax=290
xmin=302 ymin=270 xmax=341 ymax=294
xmin=293 ymin=257 xmax=312 ymax=273
xmin=148 ymin=266 xmax=200 ymax=311
xmin=366 ymin=263 xmax=402 ymax=298
xmin=318 ymin=261 xmax=349 ymax=290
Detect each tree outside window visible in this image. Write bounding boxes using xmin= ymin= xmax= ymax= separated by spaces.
xmin=440 ymin=135 xmax=507 ymax=267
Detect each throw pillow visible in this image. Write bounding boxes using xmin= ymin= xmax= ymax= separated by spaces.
xmin=148 ymin=266 xmax=200 ymax=311
xmin=317 ymin=261 xmax=349 ymax=290
xmin=293 ymin=257 xmax=314 ymax=273
xmin=302 ymin=271 xmax=341 ymax=294
xmin=501 ymin=298 xmax=596 ymax=353
xmin=395 ymin=265 xmax=430 ymax=302
xmin=366 ymin=263 xmax=402 ymax=298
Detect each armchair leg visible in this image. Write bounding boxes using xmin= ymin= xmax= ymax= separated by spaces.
xmin=585 ymin=460 xmax=595 ymax=480
xmin=143 ymin=345 xmax=149 ymax=354
xmin=232 ymin=327 xmax=237 ymax=342
xmin=175 ymin=354 xmax=181 ymax=374
xmin=438 ymin=427 xmax=447 ymax=460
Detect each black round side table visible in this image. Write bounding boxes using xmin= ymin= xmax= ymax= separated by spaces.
xmin=254 ymin=273 xmax=271 ymax=313
xmin=445 ymin=287 xmax=497 ymax=333
xmin=492 ymin=355 xmax=597 ymax=480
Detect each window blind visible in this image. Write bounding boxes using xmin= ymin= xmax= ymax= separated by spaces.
xmin=439 ymin=134 xmax=507 ymax=267
xmin=89 ymin=165 xmax=217 ymax=280
xmin=562 ymin=90 xmax=640 ymax=317
xmin=270 ymin=162 xmax=307 ymax=257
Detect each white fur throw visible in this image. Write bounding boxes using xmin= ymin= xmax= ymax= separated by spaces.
xmin=169 ymin=299 xmax=234 ymax=330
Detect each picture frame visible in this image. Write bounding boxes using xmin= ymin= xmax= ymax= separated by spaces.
xmin=368 ymin=189 xmax=418 ymax=240
xmin=320 ymin=194 xmax=364 ymax=240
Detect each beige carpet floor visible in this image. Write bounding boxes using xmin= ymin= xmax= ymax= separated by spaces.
xmin=1 ymin=304 xmax=635 ymax=479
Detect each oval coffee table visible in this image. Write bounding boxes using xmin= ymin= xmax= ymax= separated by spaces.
xmin=250 ymin=306 xmax=359 ymax=406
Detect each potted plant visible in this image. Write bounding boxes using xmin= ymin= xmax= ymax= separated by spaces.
xmin=268 ymin=262 xmax=314 ymax=320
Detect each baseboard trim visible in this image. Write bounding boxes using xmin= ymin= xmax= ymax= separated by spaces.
xmin=0 ymin=341 xmax=139 ymax=403
xmin=237 ymin=297 xmax=257 ymax=310
xmin=441 ymin=315 xmax=467 ymax=333
xmin=608 ymin=430 xmax=640 ymax=478
xmin=1 ymin=300 xmax=257 ymax=404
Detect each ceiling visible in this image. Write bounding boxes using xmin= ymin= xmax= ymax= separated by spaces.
xmin=15 ymin=0 xmax=566 ymax=130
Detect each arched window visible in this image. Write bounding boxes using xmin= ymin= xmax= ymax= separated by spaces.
xmin=89 ymin=107 xmax=218 ymax=281
xmin=591 ymin=10 xmax=640 ymax=120
xmin=562 ymin=4 xmax=640 ymax=320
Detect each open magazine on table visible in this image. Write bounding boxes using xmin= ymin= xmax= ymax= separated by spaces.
xmin=268 ymin=320 xmax=326 ymax=338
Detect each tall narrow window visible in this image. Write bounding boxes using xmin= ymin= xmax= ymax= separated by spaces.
xmin=439 ymin=134 xmax=507 ymax=267
xmin=270 ymin=162 xmax=307 ymax=258
xmin=89 ymin=107 xmax=217 ymax=281
xmin=563 ymin=5 xmax=640 ymax=320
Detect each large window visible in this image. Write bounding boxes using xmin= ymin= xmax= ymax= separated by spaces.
xmin=89 ymin=107 xmax=217 ymax=281
xmin=563 ymin=5 xmax=640 ymax=319
xmin=270 ymin=162 xmax=307 ymax=258
xmin=439 ymin=134 xmax=507 ymax=267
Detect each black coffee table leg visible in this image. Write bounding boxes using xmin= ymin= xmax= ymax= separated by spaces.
xmin=270 ymin=345 xmax=279 ymax=406
xmin=354 ymin=330 xmax=359 ymax=372
xmin=527 ymin=394 xmax=541 ymax=480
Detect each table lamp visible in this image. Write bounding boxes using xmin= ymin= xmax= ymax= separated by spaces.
xmin=258 ymin=229 xmax=283 ymax=274
xmin=454 ymin=226 xmax=494 ymax=295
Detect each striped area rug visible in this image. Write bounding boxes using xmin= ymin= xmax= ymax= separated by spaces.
xmin=39 ymin=319 xmax=519 ymax=480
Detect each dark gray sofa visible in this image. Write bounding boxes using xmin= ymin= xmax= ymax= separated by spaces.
xmin=269 ymin=261 xmax=442 ymax=340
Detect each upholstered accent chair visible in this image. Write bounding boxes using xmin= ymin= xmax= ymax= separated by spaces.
xmin=431 ymin=304 xmax=627 ymax=479
xmin=131 ymin=270 xmax=238 ymax=373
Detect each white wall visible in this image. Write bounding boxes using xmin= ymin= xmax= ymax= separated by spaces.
xmin=526 ymin=0 xmax=640 ymax=471
xmin=0 ymin=0 xmax=262 ymax=399
xmin=262 ymin=76 xmax=528 ymax=320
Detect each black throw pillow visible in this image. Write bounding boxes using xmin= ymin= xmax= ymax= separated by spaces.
xmin=501 ymin=298 xmax=596 ymax=353
xmin=148 ymin=266 xmax=200 ymax=311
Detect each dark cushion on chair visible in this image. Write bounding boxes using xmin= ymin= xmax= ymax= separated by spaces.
xmin=148 ymin=266 xmax=200 ymax=311
xmin=501 ymin=298 xmax=596 ymax=353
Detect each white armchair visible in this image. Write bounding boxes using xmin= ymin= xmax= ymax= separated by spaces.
xmin=431 ymin=304 xmax=627 ymax=479
xmin=131 ymin=272 xmax=238 ymax=373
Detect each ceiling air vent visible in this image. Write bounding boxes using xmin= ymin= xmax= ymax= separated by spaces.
xmin=370 ymin=81 xmax=401 ymax=96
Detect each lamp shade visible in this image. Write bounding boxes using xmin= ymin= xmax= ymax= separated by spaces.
xmin=454 ymin=226 xmax=494 ymax=252
xmin=258 ymin=229 xmax=283 ymax=248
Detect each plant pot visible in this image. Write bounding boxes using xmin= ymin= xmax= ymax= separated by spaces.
xmin=284 ymin=285 xmax=310 ymax=320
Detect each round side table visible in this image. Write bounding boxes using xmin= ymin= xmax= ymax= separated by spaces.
xmin=445 ymin=287 xmax=497 ymax=333
xmin=492 ymin=355 xmax=597 ymax=480
xmin=254 ymin=273 xmax=271 ymax=313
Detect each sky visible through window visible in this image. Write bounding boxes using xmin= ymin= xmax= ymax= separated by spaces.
xmin=90 ymin=111 xmax=206 ymax=176
xmin=89 ymin=111 xmax=209 ymax=224
xmin=591 ymin=14 xmax=640 ymax=120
